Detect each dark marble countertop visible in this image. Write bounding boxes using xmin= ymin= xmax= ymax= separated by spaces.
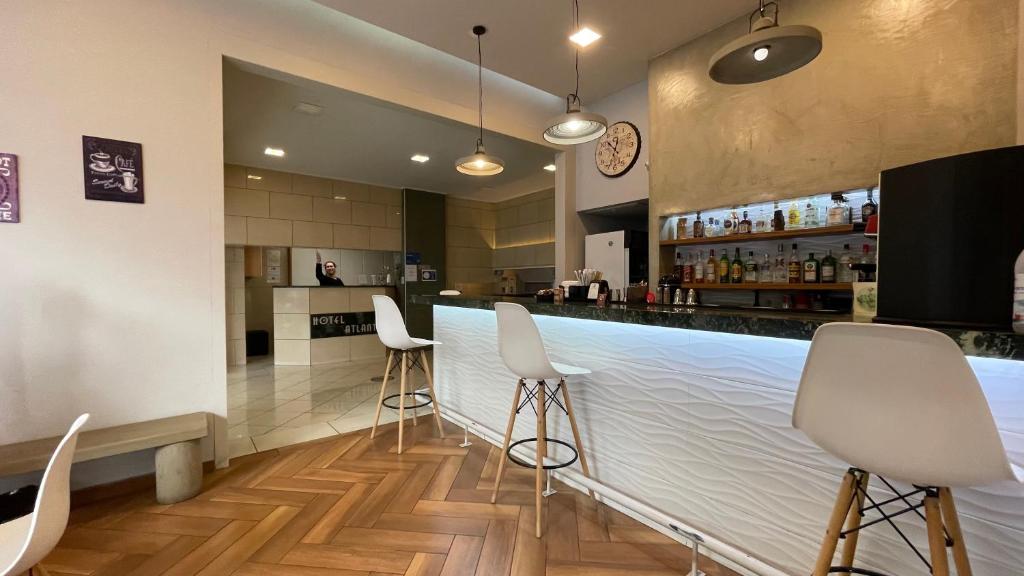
xmin=411 ymin=294 xmax=1024 ymax=361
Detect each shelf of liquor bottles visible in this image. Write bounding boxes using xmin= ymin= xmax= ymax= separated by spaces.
xmin=659 ymin=223 xmax=862 ymax=247
xmin=680 ymin=282 xmax=853 ymax=291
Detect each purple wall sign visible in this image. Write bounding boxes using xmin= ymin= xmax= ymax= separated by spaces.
xmin=83 ymin=136 xmax=144 ymax=204
xmin=0 ymin=153 xmax=18 ymax=223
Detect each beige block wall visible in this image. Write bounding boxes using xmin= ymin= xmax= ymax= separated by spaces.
xmin=446 ymin=197 xmax=496 ymax=293
xmin=225 ymin=247 xmax=246 ymax=366
xmin=224 ymin=164 xmax=402 ymax=250
xmin=493 ymin=188 xmax=556 ymax=270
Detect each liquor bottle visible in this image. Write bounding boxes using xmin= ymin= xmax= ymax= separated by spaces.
xmin=694 ymin=251 xmax=705 ymax=283
xmin=803 ymin=252 xmax=821 ymax=283
xmin=1014 ymin=248 xmax=1024 ymax=334
xmin=705 ymin=249 xmax=718 ymax=284
xmin=821 ymin=249 xmax=837 ymax=283
xmin=693 ymin=211 xmax=705 ymax=238
xmin=772 ymin=201 xmax=786 ymax=231
xmin=719 ymin=249 xmax=731 ymax=283
xmin=738 ymin=210 xmax=752 ymax=234
xmin=788 ymin=243 xmax=801 ymax=284
xmin=804 ymin=201 xmax=819 ymax=228
xmin=827 ymin=193 xmax=850 ymax=225
xmin=755 ymin=206 xmax=769 ymax=233
xmin=861 ymin=188 xmax=878 ymax=223
xmin=730 ymin=248 xmax=743 ymax=284
xmin=743 ymin=251 xmax=758 ymax=282
xmin=723 ymin=213 xmax=735 ymax=235
xmin=674 ymin=252 xmax=683 ymax=278
xmin=838 ymin=243 xmax=854 ymax=283
xmin=708 ymin=218 xmax=718 ymax=237
xmin=759 ymin=253 xmax=773 ymax=284
xmin=787 ymin=201 xmax=801 ymax=229
xmin=859 ymin=244 xmax=875 ymax=281
xmin=773 ymin=246 xmax=788 ymax=283
xmin=682 ymin=253 xmax=694 ymax=283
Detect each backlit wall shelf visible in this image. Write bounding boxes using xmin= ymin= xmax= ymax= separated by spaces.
xmin=680 ymin=282 xmax=852 ymax=291
xmin=660 ymin=224 xmax=860 ymax=247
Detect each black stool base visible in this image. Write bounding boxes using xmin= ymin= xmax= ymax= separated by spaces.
xmin=382 ymin=392 xmax=432 ymax=410
xmin=828 ymin=567 xmax=889 ymax=576
xmin=507 ymin=437 xmax=578 ymax=470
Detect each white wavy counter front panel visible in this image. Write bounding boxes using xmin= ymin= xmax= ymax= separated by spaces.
xmin=432 ymin=305 xmax=1024 ymax=576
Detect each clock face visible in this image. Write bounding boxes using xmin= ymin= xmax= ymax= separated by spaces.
xmin=595 ymin=121 xmax=641 ymax=178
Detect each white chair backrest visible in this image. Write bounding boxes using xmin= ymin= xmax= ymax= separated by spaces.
xmin=793 ymin=323 xmax=1015 ymax=487
xmin=494 ymin=303 xmax=559 ymax=381
xmin=4 ymin=414 xmax=90 ymax=576
xmin=373 ymin=295 xmax=416 ymax=350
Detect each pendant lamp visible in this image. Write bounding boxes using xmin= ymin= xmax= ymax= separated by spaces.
xmin=543 ymin=0 xmax=607 ymax=145
xmin=456 ymin=26 xmax=504 ymax=176
xmin=708 ymin=0 xmax=822 ymax=85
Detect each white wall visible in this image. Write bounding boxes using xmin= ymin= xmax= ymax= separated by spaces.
xmin=0 ymin=0 xmax=562 ymax=485
xmin=575 ymin=81 xmax=650 ymax=212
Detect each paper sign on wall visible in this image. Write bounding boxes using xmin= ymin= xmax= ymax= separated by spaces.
xmin=0 ymin=153 xmax=18 ymax=223
xmin=404 ymin=264 xmax=419 ymax=282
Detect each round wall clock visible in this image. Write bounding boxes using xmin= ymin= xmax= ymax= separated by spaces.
xmin=595 ymin=121 xmax=641 ymax=178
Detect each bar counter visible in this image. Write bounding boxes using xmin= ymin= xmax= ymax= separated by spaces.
xmin=416 ymin=293 xmax=1024 ymax=576
xmin=411 ymin=294 xmax=1024 ymax=360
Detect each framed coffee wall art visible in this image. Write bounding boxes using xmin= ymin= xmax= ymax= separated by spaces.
xmin=0 ymin=153 xmax=18 ymax=223
xmin=83 ymin=136 xmax=144 ymax=203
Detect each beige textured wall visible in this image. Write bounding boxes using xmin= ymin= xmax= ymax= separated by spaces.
xmin=224 ymin=164 xmax=402 ymax=251
xmin=225 ymin=247 xmax=246 ymax=366
xmin=493 ymin=188 xmax=556 ymax=269
xmin=446 ymin=198 xmax=497 ymax=294
xmin=648 ymin=0 xmax=1019 ymax=218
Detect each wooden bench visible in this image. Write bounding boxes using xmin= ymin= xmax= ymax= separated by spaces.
xmin=0 ymin=412 xmax=209 ymax=504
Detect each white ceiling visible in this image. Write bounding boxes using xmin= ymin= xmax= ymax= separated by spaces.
xmin=223 ymin=60 xmax=556 ymax=201
xmin=313 ymin=0 xmax=754 ymax=101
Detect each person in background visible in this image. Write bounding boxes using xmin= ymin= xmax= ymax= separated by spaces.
xmin=315 ymin=251 xmax=344 ymax=286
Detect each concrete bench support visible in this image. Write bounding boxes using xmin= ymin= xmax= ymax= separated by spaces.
xmin=155 ymin=439 xmax=203 ymax=504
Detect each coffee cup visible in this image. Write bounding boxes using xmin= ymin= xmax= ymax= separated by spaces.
xmin=121 ymin=171 xmax=138 ymax=191
xmin=90 ymin=152 xmax=111 ymax=169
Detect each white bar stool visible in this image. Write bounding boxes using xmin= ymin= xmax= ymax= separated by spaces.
xmin=491 ymin=302 xmax=593 ymax=538
xmin=370 ymin=295 xmax=445 ymax=454
xmin=794 ymin=322 xmax=1023 ymax=576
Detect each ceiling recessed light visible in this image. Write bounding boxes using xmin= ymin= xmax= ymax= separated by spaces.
xmin=569 ymin=27 xmax=601 ymax=47
xmin=333 ymin=195 xmax=347 ymax=201
xmin=247 ymin=174 xmax=263 ymax=181
xmin=293 ymin=102 xmax=324 ymax=116
xmin=543 ymin=164 xmax=557 ymax=172
xmin=411 ymin=154 xmax=430 ymax=163
xmin=264 ymin=147 xmax=285 ymax=157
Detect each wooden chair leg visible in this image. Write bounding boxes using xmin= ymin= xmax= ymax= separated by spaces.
xmin=938 ymin=487 xmax=973 ymax=576
xmin=838 ymin=471 xmax=870 ymax=575
xmin=812 ymin=470 xmax=858 ymax=576
xmin=560 ymin=379 xmax=594 ymax=499
xmin=535 ymin=381 xmax=548 ymax=538
xmin=419 ymin=350 xmax=446 ymax=438
xmin=397 ymin=351 xmax=408 ymax=455
xmin=370 ymin=350 xmax=395 ymax=439
xmin=924 ymin=492 xmax=950 ymax=576
xmin=492 ymin=379 xmax=524 ymax=504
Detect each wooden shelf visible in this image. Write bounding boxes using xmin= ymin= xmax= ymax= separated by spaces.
xmin=681 ymin=282 xmax=853 ymax=291
xmin=660 ymin=224 xmax=860 ymax=247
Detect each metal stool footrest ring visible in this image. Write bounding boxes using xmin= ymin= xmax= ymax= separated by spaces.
xmin=507 ymin=437 xmax=578 ymax=470
xmin=382 ymin=392 xmax=432 ymax=410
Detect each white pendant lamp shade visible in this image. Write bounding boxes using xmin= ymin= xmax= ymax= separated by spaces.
xmin=457 ymin=25 xmax=504 ymax=176
xmin=709 ymin=1 xmax=822 ymax=85
xmin=543 ymin=97 xmax=607 ymax=145
xmin=456 ymin=142 xmax=505 ymax=176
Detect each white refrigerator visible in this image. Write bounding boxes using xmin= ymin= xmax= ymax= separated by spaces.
xmin=584 ymin=231 xmax=629 ymax=293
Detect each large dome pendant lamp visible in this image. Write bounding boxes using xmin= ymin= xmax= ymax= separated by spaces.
xmin=708 ymin=0 xmax=822 ymax=85
xmin=542 ymin=0 xmax=607 ymax=145
xmin=456 ymin=25 xmax=505 ymax=176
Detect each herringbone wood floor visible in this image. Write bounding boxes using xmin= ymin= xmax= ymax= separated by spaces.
xmin=38 ymin=417 xmax=740 ymax=576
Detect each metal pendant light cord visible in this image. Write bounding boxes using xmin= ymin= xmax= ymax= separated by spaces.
xmin=476 ymin=32 xmax=484 ymax=147
xmin=570 ymin=0 xmax=582 ymax=108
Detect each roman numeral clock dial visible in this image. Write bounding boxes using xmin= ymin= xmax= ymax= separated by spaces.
xmin=595 ymin=121 xmax=641 ymax=178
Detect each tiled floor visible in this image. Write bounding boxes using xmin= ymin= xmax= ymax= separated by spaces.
xmin=227 ymin=355 xmax=420 ymax=457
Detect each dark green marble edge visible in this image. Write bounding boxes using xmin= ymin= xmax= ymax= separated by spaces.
xmin=411 ymin=295 xmax=1024 ymax=361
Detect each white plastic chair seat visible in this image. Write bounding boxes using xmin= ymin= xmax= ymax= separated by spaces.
xmin=373 ymin=295 xmax=440 ymax=351
xmin=551 ymin=362 xmax=591 ymax=377
xmin=0 ymin=515 xmax=31 ymax=569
